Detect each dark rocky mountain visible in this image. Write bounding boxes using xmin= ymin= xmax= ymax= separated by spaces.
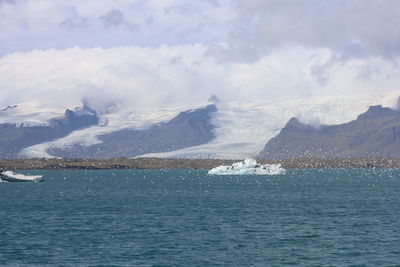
xmin=49 ymin=104 xmax=218 ymax=158
xmin=259 ymin=105 xmax=400 ymax=159
xmin=0 ymin=105 xmax=99 ymax=158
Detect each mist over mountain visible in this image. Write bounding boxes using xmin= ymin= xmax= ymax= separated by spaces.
xmin=0 ymin=105 xmax=99 ymax=158
xmin=0 ymin=92 xmax=391 ymax=159
xmin=3 ymin=2 xmax=400 ymax=266
xmin=1 ymin=1 xmax=400 ymax=159
xmin=47 ymin=104 xmax=217 ymax=158
xmin=259 ymin=105 xmax=400 ymax=159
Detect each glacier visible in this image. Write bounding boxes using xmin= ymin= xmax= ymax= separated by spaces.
xmin=142 ymin=92 xmax=400 ymax=159
xmin=19 ymin=105 xmax=194 ymax=158
xmin=18 ymin=91 xmax=400 ymax=159
xmin=208 ymin=158 xmax=286 ymax=175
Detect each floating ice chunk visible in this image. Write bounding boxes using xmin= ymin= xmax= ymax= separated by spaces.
xmin=208 ymin=158 xmax=286 ymax=175
xmin=0 ymin=171 xmax=43 ymax=182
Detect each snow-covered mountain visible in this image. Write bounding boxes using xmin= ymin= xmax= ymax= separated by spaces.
xmin=0 ymin=104 xmax=99 ymax=158
xmin=0 ymin=91 xmax=398 ymax=159
xmin=44 ymin=104 xmax=217 ymax=158
xmin=143 ymin=92 xmax=400 ymax=159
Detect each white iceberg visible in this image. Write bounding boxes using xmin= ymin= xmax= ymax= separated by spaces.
xmin=0 ymin=171 xmax=43 ymax=182
xmin=208 ymin=158 xmax=286 ymax=175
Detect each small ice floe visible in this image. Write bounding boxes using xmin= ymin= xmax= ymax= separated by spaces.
xmin=208 ymin=158 xmax=286 ymax=175
xmin=0 ymin=171 xmax=43 ymax=182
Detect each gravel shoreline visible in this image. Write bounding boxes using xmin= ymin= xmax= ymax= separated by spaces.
xmin=1 ymin=157 xmax=400 ymax=170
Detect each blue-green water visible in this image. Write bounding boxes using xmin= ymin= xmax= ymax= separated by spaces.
xmin=1 ymin=169 xmax=400 ymax=266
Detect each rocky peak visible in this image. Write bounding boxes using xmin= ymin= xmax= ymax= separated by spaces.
xmin=357 ymin=105 xmax=398 ymax=120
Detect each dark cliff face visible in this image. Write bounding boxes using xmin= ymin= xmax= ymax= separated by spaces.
xmin=259 ymin=105 xmax=400 ymax=159
xmin=49 ymin=104 xmax=218 ymax=158
xmin=0 ymin=106 xmax=99 ymax=158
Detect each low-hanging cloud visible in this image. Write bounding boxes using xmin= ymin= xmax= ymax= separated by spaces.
xmin=0 ymin=46 xmax=399 ymax=112
xmin=0 ymin=0 xmax=400 ymax=109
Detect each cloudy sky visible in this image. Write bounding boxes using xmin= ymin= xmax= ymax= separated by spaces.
xmin=1 ymin=0 xmax=400 ymax=110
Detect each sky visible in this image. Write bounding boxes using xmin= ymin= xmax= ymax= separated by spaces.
xmin=0 ymin=0 xmax=400 ymax=111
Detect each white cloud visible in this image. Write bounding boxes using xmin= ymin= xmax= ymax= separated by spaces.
xmin=216 ymin=0 xmax=400 ymax=62
xmin=2 ymin=0 xmax=400 ymax=62
xmin=0 ymin=0 xmax=235 ymax=54
xmin=1 ymin=0 xmax=400 ymax=110
xmin=0 ymin=46 xmax=399 ymax=111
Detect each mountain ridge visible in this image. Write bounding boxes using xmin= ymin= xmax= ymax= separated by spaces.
xmin=259 ymin=105 xmax=400 ymax=159
xmin=46 ymin=104 xmax=218 ymax=158
xmin=0 ymin=105 xmax=99 ymax=158
xmin=0 ymin=93 xmax=398 ymax=159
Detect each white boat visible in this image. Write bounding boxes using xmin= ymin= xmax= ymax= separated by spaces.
xmin=208 ymin=158 xmax=286 ymax=175
xmin=0 ymin=171 xmax=43 ymax=182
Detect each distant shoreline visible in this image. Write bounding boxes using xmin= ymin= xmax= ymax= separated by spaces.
xmin=1 ymin=157 xmax=400 ymax=170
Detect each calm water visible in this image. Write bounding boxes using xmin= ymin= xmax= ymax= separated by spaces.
xmin=1 ymin=169 xmax=400 ymax=266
